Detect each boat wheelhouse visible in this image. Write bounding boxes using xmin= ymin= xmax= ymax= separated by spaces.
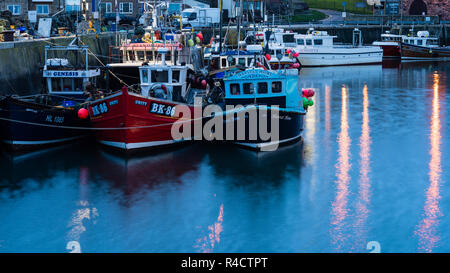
xmin=139 ymin=48 xmax=193 ymax=102
xmin=43 ymin=44 xmax=101 ymax=100
xmin=293 ymin=28 xmax=383 ymax=67
xmin=372 ymin=31 xmax=403 ymax=58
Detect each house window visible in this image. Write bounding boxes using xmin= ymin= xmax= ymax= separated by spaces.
xmin=36 ymin=5 xmax=49 ymax=15
xmin=271 ymin=81 xmax=282 ymax=93
xmin=120 ymin=2 xmax=133 ymax=14
xmin=100 ymin=2 xmax=112 ymax=13
xmin=243 ymin=83 xmax=254 ymax=95
xmin=230 ymin=84 xmax=240 ymax=95
xmin=257 ymin=82 xmax=268 ymax=94
xmin=7 ymin=5 xmax=21 ymax=15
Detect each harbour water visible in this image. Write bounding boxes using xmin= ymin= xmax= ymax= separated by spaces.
xmin=0 ymin=60 xmax=449 ymax=253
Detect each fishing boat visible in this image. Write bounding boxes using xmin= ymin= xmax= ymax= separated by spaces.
xmin=0 ymin=40 xmax=99 ymax=152
xmin=211 ymin=66 xmax=310 ymax=151
xmin=400 ymin=31 xmax=450 ymax=59
xmin=106 ymin=30 xmax=200 ymax=92
xmin=372 ymin=31 xmax=402 ymax=58
xmin=264 ymin=29 xmax=301 ymax=69
xmin=88 ymin=48 xmax=207 ymax=152
xmin=293 ymin=28 xmax=383 ymax=66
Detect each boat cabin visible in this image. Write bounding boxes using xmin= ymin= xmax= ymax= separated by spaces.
xmin=207 ymin=45 xmax=265 ymax=71
xmin=295 ymin=29 xmax=336 ymax=47
xmin=402 ymin=31 xmax=438 ymax=47
xmin=223 ymin=68 xmax=300 ymax=109
xmin=139 ymin=48 xmax=190 ymax=102
xmin=42 ymin=44 xmax=100 ymax=99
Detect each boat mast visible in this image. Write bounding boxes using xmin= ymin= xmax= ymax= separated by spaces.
xmin=219 ymin=0 xmax=223 ymax=54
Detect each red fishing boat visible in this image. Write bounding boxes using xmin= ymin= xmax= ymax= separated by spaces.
xmin=88 ymin=49 xmax=205 ymax=152
xmin=372 ymin=31 xmax=402 ymax=58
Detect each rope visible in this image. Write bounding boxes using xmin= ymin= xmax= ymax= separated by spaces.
xmin=0 ymin=115 xmax=204 ymax=131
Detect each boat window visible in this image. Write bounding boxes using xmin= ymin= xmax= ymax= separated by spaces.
xmin=146 ymin=51 xmax=153 ymax=61
xmin=63 ymin=78 xmax=73 ymax=91
xmin=297 ymin=39 xmax=304 ymax=45
xmin=427 ymin=39 xmax=438 ymax=45
xmin=238 ymin=58 xmax=246 ymax=66
xmin=257 ymin=82 xmax=268 ymax=94
xmin=165 ymin=51 xmax=172 ymax=61
xmin=230 ymin=83 xmax=240 ymax=95
xmin=151 ymin=70 xmax=169 ymax=83
xmin=282 ymin=34 xmax=295 ymax=43
xmin=243 ymin=83 xmax=254 ymax=94
xmin=247 ymin=58 xmax=253 ymax=67
xmin=306 ymin=39 xmax=312 ymax=45
xmin=314 ymin=39 xmax=323 ymax=45
xmin=137 ymin=51 xmax=145 ymax=61
xmin=417 ymin=40 xmax=423 ymax=46
xmin=172 ymin=70 xmax=180 ymax=83
xmin=141 ymin=69 xmax=149 ymax=83
xmin=230 ymin=58 xmax=236 ymax=66
xmin=221 ymin=58 xmax=227 ymax=68
xmin=271 ymin=81 xmax=282 ymax=93
xmin=128 ymin=51 xmax=135 ymax=61
xmin=269 ymin=50 xmax=275 ymax=55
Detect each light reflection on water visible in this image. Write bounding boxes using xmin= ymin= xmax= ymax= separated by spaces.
xmin=0 ymin=61 xmax=449 ymax=252
xmin=354 ymin=84 xmax=371 ymax=251
xmin=331 ymin=85 xmax=351 ymax=251
xmin=415 ymin=72 xmax=444 ymax=252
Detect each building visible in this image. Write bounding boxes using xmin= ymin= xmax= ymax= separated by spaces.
xmin=402 ymin=0 xmax=450 ymax=20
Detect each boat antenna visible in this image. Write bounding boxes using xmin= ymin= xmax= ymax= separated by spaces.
xmin=219 ymin=0 xmax=223 ymax=54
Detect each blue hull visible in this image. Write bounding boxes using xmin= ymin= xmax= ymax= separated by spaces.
xmin=0 ymin=97 xmax=90 ymax=152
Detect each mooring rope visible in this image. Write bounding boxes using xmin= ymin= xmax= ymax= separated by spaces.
xmin=0 ymin=116 xmax=201 ymax=131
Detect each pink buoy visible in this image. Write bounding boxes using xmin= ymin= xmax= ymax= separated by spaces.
xmin=265 ymin=54 xmax=271 ymax=61
xmin=293 ymin=63 xmax=300 ymax=68
xmin=201 ymin=79 xmax=207 ymax=87
xmin=78 ymin=108 xmax=89 ymax=119
xmin=293 ymin=52 xmax=299 ymax=58
xmin=286 ymin=49 xmax=291 ymax=54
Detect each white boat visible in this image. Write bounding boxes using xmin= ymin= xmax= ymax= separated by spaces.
xmin=293 ymin=28 xmax=383 ymax=67
xmin=265 ymin=28 xmax=300 ymax=69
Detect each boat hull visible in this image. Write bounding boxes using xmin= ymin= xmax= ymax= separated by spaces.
xmin=295 ymin=47 xmax=383 ymax=66
xmin=0 ymin=96 xmax=89 ymax=152
xmin=401 ymin=43 xmax=450 ymax=59
xmin=208 ymin=106 xmax=305 ymax=151
xmin=88 ymin=90 xmax=194 ymax=152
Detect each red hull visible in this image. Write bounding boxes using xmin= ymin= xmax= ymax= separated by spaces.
xmin=380 ymin=44 xmax=401 ymax=58
xmin=88 ymin=90 xmax=194 ymax=151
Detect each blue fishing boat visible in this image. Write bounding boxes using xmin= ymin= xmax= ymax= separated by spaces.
xmin=203 ymin=63 xmax=310 ymax=151
xmin=0 ymin=40 xmax=101 ymax=152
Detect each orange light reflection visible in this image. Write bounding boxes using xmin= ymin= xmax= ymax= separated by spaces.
xmin=415 ymin=73 xmax=442 ymax=253
xmin=331 ymin=85 xmax=351 ymax=251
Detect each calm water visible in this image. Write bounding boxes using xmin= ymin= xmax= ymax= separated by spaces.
xmin=0 ymin=61 xmax=449 ymax=253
